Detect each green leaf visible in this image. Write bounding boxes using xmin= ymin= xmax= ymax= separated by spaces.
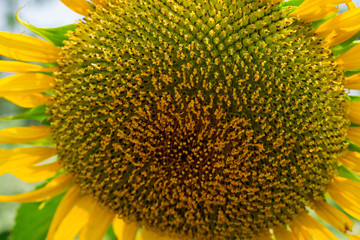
xmin=0 ymin=231 xmax=10 ymax=240
xmin=17 ymin=12 xmax=76 ymax=47
xmin=10 ymin=193 xmax=64 ymax=240
xmin=0 ymin=105 xmax=50 ymax=123
xmin=338 ymin=165 xmax=360 ymax=183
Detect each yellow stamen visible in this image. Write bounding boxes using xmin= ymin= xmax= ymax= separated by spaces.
xmin=0 ymin=32 xmax=59 ymax=63
xmin=313 ymin=200 xmax=354 ymax=233
xmin=291 ymin=0 xmax=351 ymax=22
xmin=0 ymin=174 xmax=72 ymax=202
xmin=12 ymin=162 xmax=62 ymax=183
xmin=112 ymin=218 xmax=139 ymax=240
xmin=273 ymin=226 xmax=297 ymax=240
xmin=337 ymin=43 xmax=360 ymax=70
xmin=60 ymin=0 xmax=92 ymax=16
xmin=347 ymin=127 xmax=360 ymax=146
xmin=316 ymin=7 xmax=360 ymax=47
xmin=329 ymin=177 xmax=360 ymax=220
xmin=0 ymin=60 xmax=56 ymax=73
xmin=294 ymin=214 xmax=338 ymax=240
xmin=0 ymin=126 xmax=52 ymax=144
xmin=3 ymin=93 xmax=51 ymax=108
xmin=341 ymin=151 xmax=360 ymax=173
xmin=78 ymin=206 xmax=114 ymax=240
xmin=0 ymin=73 xmax=54 ymax=96
xmin=0 ymin=147 xmax=57 ymax=175
xmin=346 ymin=73 xmax=360 ymax=90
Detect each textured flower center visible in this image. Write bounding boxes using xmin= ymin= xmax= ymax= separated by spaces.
xmin=50 ymin=0 xmax=349 ymax=239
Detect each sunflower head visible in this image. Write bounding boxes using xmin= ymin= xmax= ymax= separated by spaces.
xmin=1 ymin=0 xmax=360 ymax=240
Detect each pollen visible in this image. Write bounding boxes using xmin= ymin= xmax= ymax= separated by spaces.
xmin=50 ymin=0 xmax=349 ymax=239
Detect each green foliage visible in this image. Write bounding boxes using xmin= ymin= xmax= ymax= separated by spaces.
xmin=10 ymin=193 xmax=64 ymax=240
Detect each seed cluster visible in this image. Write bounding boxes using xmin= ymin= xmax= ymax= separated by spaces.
xmin=50 ymin=0 xmax=349 ymax=239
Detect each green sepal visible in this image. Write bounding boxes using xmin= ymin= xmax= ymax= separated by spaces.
xmin=10 ymin=189 xmax=65 ymax=240
xmin=281 ymin=0 xmax=304 ymax=7
xmin=350 ymin=95 xmax=360 ymax=103
xmin=337 ymin=165 xmax=360 ymax=183
xmin=345 ymin=68 xmax=360 ymax=77
xmin=0 ymin=105 xmax=50 ymax=123
xmin=348 ymin=141 xmax=360 ymax=153
xmin=17 ymin=11 xmax=76 ymax=47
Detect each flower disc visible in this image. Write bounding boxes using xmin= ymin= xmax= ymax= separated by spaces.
xmin=50 ymin=0 xmax=349 ymax=239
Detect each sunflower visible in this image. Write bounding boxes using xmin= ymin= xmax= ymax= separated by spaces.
xmin=1 ymin=0 xmax=360 ymax=239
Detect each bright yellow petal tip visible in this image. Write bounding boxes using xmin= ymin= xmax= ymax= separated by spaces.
xmin=291 ymin=0 xmax=351 ymax=22
xmin=60 ymin=0 xmax=93 ymax=16
xmin=0 ymin=125 xmax=52 ymax=144
xmin=0 ymin=73 xmax=55 ymax=97
xmin=0 ymin=32 xmax=59 ymax=63
xmin=316 ymin=7 xmax=360 ymax=47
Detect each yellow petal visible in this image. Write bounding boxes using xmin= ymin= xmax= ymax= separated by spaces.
xmin=91 ymin=0 xmax=103 ymax=5
xmin=341 ymin=151 xmax=360 ymax=173
xmin=0 ymin=31 xmax=59 ymax=63
xmin=0 ymin=147 xmax=57 ymax=175
xmin=112 ymin=218 xmax=139 ymax=240
xmin=347 ymin=127 xmax=360 ymax=146
xmin=3 ymin=93 xmax=51 ymax=108
xmin=337 ymin=44 xmax=360 ymax=70
xmin=60 ymin=0 xmax=92 ymax=16
xmin=78 ymin=205 xmax=114 ymax=240
xmin=273 ymin=226 xmax=296 ymax=240
xmin=290 ymin=0 xmax=350 ymax=22
xmin=47 ymin=186 xmax=82 ymax=240
xmin=12 ymin=161 xmax=62 ymax=183
xmin=0 ymin=174 xmax=72 ymax=202
xmin=346 ymin=73 xmax=360 ymax=90
xmin=0 ymin=60 xmax=56 ymax=73
xmin=290 ymin=220 xmax=313 ymax=240
xmin=347 ymin=2 xmax=357 ymax=9
xmin=296 ymin=214 xmax=338 ymax=240
xmin=52 ymin=195 xmax=96 ymax=240
xmin=0 ymin=73 xmax=55 ymax=96
xmin=0 ymin=125 xmax=52 ymax=144
xmin=349 ymin=102 xmax=360 ymax=125
xmin=316 ymin=7 xmax=360 ymax=47
xmin=313 ymin=200 xmax=354 ymax=233
xmin=329 ymin=176 xmax=360 ymax=220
